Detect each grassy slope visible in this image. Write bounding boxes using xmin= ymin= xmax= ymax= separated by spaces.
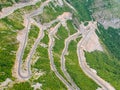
xmin=0 ymin=11 xmax=24 ymax=82
xmin=0 ymin=0 xmax=19 ymax=11
xmin=65 ymin=40 xmax=99 ymax=90
xmin=53 ymin=26 xmax=69 ymax=81
xmin=85 ymin=51 xmax=120 ymax=90
xmin=66 ymin=0 xmax=94 ymax=21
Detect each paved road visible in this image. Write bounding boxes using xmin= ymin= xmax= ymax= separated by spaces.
xmin=61 ymin=31 xmax=81 ymax=90
xmin=0 ymin=0 xmax=115 ymax=89
xmin=0 ymin=0 xmax=40 ymax=19
xmin=77 ymin=22 xmax=115 ymax=90
xmin=17 ymin=0 xmax=51 ymax=79
xmin=48 ymin=23 xmax=75 ymax=90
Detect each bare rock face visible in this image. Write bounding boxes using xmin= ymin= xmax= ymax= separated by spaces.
xmin=79 ymin=21 xmax=103 ymax=52
xmin=91 ymin=0 xmax=120 ymax=29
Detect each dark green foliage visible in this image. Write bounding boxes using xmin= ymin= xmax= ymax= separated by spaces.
xmin=97 ymin=25 xmax=120 ymax=60
xmin=53 ymin=26 xmax=68 ymax=54
xmin=66 ymin=0 xmax=94 ymax=21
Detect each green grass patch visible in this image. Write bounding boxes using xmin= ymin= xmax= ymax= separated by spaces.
xmin=40 ymin=31 xmax=49 ymax=45
xmin=22 ymin=25 xmax=39 ymax=61
xmin=53 ymin=26 xmax=68 ymax=53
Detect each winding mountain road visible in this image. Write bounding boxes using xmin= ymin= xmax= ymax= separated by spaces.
xmin=48 ymin=22 xmax=75 ymax=90
xmin=16 ymin=0 xmax=52 ymax=79
xmin=61 ymin=31 xmax=81 ymax=90
xmin=0 ymin=0 xmax=40 ymax=19
xmin=77 ymin=22 xmax=115 ymax=90
xmin=0 ymin=0 xmax=116 ymax=89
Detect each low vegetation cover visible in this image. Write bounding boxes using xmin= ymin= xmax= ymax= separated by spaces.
xmin=0 ymin=11 xmax=24 ymax=82
xmin=22 ymin=25 xmax=40 ymax=61
xmin=85 ymin=51 xmax=120 ymax=89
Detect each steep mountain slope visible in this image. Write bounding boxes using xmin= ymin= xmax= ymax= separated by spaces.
xmin=0 ymin=0 xmax=119 ymax=90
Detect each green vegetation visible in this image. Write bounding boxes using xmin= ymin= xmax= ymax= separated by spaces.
xmin=65 ymin=40 xmax=99 ymax=90
xmin=53 ymin=26 xmax=69 ymax=81
xmin=40 ymin=31 xmax=49 ymax=45
xmin=84 ymin=22 xmax=89 ymax=26
xmin=0 ymin=10 xmax=24 ymax=82
xmin=66 ymin=0 xmax=94 ymax=21
xmin=1 ymin=12 xmax=24 ymax=30
xmin=33 ymin=45 xmax=67 ymax=90
xmin=85 ymin=51 xmax=120 ymax=89
xmin=97 ymin=25 xmax=120 ymax=60
xmin=53 ymin=26 xmax=69 ymax=53
xmin=0 ymin=1 xmax=42 ymax=82
xmin=0 ymin=0 xmax=20 ymax=10
xmin=67 ymin=20 xmax=77 ymax=35
xmin=9 ymin=82 xmax=33 ymax=90
xmin=22 ymin=25 xmax=39 ymax=61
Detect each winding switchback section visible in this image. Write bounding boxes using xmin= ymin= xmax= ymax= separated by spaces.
xmin=61 ymin=31 xmax=81 ymax=90
xmin=77 ymin=21 xmax=115 ymax=90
